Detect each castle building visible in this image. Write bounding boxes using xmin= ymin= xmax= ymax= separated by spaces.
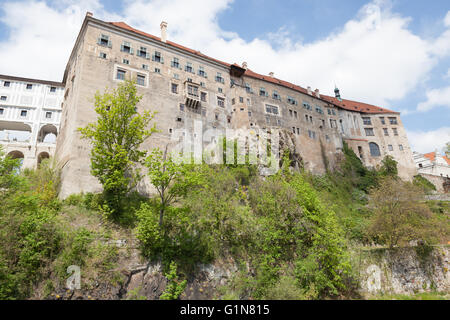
xmin=0 ymin=74 xmax=64 ymax=168
xmin=3 ymin=13 xmax=418 ymax=197
xmin=413 ymin=151 xmax=450 ymax=192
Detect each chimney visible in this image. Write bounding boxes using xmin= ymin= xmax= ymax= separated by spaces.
xmin=86 ymin=12 xmax=93 ymax=17
xmin=314 ymin=89 xmax=320 ymax=98
xmin=269 ymin=72 xmax=274 ymax=77
xmin=334 ymin=87 xmax=342 ymax=101
xmin=160 ymin=21 xmax=168 ymax=43
xmin=307 ymin=86 xmax=312 ymax=95
xmin=242 ymin=62 xmax=248 ymax=69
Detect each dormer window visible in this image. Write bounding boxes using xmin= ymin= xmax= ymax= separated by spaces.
xmin=26 ymin=84 xmax=33 ymax=90
xmin=20 ymin=110 xmax=28 ymax=117
xmin=120 ymin=41 xmax=133 ymax=54
xmin=98 ymin=34 xmax=112 ymax=48
xmin=4 ymin=81 xmax=10 ymax=87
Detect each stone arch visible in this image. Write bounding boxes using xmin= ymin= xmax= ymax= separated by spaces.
xmin=369 ymin=142 xmax=381 ymax=157
xmin=38 ymin=124 xmax=58 ymax=143
xmin=7 ymin=150 xmax=25 ymax=168
xmin=37 ymin=151 xmax=50 ymax=166
xmin=0 ymin=121 xmax=32 ymax=142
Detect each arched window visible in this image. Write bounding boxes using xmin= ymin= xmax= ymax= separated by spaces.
xmin=369 ymin=143 xmax=381 ymax=157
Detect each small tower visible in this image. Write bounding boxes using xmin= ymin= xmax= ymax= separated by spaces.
xmin=334 ymin=86 xmax=342 ymax=102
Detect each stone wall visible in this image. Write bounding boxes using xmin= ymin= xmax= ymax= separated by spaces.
xmin=357 ymin=246 xmax=450 ymax=296
xmin=420 ymin=173 xmax=450 ymax=193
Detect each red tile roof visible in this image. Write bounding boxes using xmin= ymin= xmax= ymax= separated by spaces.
xmin=108 ymin=21 xmax=399 ymax=115
xmin=424 ymin=152 xmax=450 ymax=165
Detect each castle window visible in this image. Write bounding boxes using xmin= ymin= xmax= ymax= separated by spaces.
xmin=98 ymin=34 xmax=112 ymax=48
xmin=120 ymin=41 xmax=133 ymax=54
xmin=419 ymin=163 xmax=423 ymax=168
xmin=217 ymin=97 xmax=225 ymax=108
xmin=155 ymin=68 xmax=161 ymax=74
xmin=26 ymin=84 xmax=33 ymax=90
xmin=383 ymin=128 xmax=389 ymax=136
xmin=123 ymin=58 xmax=129 ymax=65
xmin=287 ymin=96 xmax=298 ymax=105
xmin=273 ymin=91 xmax=281 ymax=100
xmin=239 ymin=97 xmax=244 ymax=103
xmin=330 ymin=119 xmax=337 ymax=128
xmin=265 ymin=104 xmax=279 ymax=115
xmin=308 ymin=130 xmax=316 ymax=139
xmin=292 ymin=127 xmax=296 ymax=134
xmin=315 ymin=106 xmax=323 ymax=114
xmin=50 ymin=86 xmax=56 ymax=93
xmin=365 ymin=128 xmax=375 ymax=136
xmin=0 ymin=108 xmax=4 ymax=115
xmin=142 ymin=64 xmax=149 ymax=70
xmin=215 ymin=72 xmax=225 ymax=84
xmin=187 ymin=84 xmax=199 ymax=97
xmin=201 ymin=92 xmax=207 ymax=102
xmin=116 ymin=69 xmax=126 ymax=80
xmin=369 ymin=143 xmax=381 ymax=157
xmin=392 ymin=128 xmax=399 ymax=136
xmin=46 ymin=111 xmax=52 ymax=119
xmin=259 ymin=87 xmax=268 ymax=97
xmin=137 ymin=75 xmax=146 ymax=86
xmin=248 ymin=111 xmax=252 ymax=117
xmin=294 ymin=111 xmax=298 ymax=118
xmin=247 ymin=98 xmax=251 ymax=106
xmin=302 ymin=102 xmax=312 ymax=111
xmin=0 ymin=96 xmax=6 ymax=101
xmin=289 ymin=109 xmax=293 ymax=117
xmin=185 ymin=62 xmax=194 ymax=73
xmin=218 ymin=88 xmax=223 ymax=93
xmin=171 ymin=58 xmax=180 ymax=69
xmin=179 ymin=104 xmax=185 ymax=111
xmin=389 ymin=117 xmax=398 ymax=125
xmin=215 ymin=114 xmax=219 ymax=120
xmin=380 ymin=117 xmax=386 ymax=125
xmin=20 ymin=110 xmax=27 ymax=117
xmin=173 ymin=73 xmax=179 ymax=80
xmin=137 ymin=47 xmax=150 ymax=59
xmin=297 ymin=128 xmax=300 ymax=135
xmin=4 ymin=81 xmax=10 ymax=87
xmin=171 ymin=83 xmax=178 ymax=94
xmin=198 ymin=66 xmax=207 ymax=78
xmin=399 ymin=144 xmax=404 ymax=151
xmin=362 ymin=117 xmax=372 ymax=125
xmin=152 ymin=51 xmax=163 ymax=63
xmin=245 ymin=83 xmax=253 ymax=93
xmin=200 ymin=82 xmax=205 ymax=87
xmin=232 ymin=98 xmax=236 ymax=105
xmin=388 ymin=145 xmax=393 ymax=151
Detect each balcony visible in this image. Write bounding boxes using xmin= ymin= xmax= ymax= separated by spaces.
xmin=184 ymin=82 xmax=201 ymax=109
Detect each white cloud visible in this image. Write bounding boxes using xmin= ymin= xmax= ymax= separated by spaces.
xmin=0 ymin=0 xmax=449 ymax=110
xmin=406 ymin=127 xmax=450 ymax=153
xmin=445 ymin=11 xmax=450 ymax=27
xmin=417 ymin=86 xmax=450 ymax=112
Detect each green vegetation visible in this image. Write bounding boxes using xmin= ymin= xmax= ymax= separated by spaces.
xmin=1 ymin=82 xmax=448 ymax=300
xmin=78 ymin=80 xmax=157 ymax=218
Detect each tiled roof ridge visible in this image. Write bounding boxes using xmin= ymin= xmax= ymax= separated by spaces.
xmin=108 ymin=21 xmax=399 ymax=115
xmin=423 ymin=152 xmax=450 ymax=165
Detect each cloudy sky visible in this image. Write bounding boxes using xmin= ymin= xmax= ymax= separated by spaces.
xmin=0 ymin=0 xmax=449 ymax=153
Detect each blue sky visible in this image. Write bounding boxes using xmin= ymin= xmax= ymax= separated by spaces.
xmin=0 ymin=0 xmax=449 ymax=152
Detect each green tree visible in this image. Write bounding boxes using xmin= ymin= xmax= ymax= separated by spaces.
xmin=0 ymin=146 xmax=22 ymax=197
xmin=378 ymin=155 xmax=398 ymax=177
xmin=78 ymin=80 xmax=157 ymax=216
xmin=445 ymin=142 xmax=450 ymax=157
xmin=367 ymin=177 xmax=442 ymax=248
xmin=159 ymin=261 xmax=187 ymax=300
xmin=145 ymin=147 xmax=202 ymax=227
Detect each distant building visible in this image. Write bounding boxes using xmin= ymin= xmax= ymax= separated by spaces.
xmin=0 ymin=75 xmax=64 ymax=168
xmin=413 ymin=151 xmax=450 ymax=193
